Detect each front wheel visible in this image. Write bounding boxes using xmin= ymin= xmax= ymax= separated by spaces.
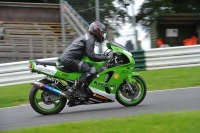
xmin=29 ymin=79 xmax=67 ymax=115
xmin=116 ymin=75 xmax=147 ymax=106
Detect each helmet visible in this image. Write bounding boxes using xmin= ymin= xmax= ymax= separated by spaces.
xmin=89 ymin=21 xmax=106 ymax=43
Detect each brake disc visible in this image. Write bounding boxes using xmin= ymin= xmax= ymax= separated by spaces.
xmin=120 ymin=82 xmax=139 ymax=99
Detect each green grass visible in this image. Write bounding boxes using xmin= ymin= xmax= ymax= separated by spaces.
xmin=1 ymin=110 xmax=200 ymax=133
xmin=0 ymin=66 xmax=200 ymax=108
xmin=139 ymin=66 xmax=200 ymax=90
xmin=0 ymin=84 xmax=31 ymax=108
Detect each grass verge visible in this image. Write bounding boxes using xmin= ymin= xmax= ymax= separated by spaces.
xmin=2 ymin=110 xmax=200 ymax=133
xmin=0 ymin=84 xmax=31 ymax=108
xmin=0 ymin=66 xmax=200 ymax=108
xmin=139 ymin=66 xmax=200 ymax=90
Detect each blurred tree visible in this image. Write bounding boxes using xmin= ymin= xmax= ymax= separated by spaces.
xmin=136 ymin=0 xmax=200 ymax=29
xmin=65 ymin=0 xmax=132 ymax=37
xmin=66 ymin=0 xmax=131 ymax=28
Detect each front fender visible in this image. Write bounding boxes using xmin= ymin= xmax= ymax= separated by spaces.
xmin=126 ymin=72 xmax=139 ymax=83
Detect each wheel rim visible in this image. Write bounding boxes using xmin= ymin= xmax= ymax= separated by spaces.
xmin=33 ymin=85 xmax=63 ymax=113
xmin=118 ymin=76 xmax=145 ymax=104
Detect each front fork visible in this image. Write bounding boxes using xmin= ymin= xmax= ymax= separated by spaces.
xmin=125 ymin=72 xmax=139 ymax=83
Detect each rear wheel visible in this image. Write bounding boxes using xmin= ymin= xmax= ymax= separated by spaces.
xmin=29 ymin=79 xmax=67 ymax=115
xmin=116 ymin=75 xmax=147 ymax=106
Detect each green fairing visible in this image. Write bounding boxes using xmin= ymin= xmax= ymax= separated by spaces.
xmin=56 ymin=57 xmax=107 ymax=80
xmin=89 ymin=43 xmax=136 ymax=94
xmin=29 ymin=56 xmax=107 ymax=81
xmin=29 ymin=42 xmax=139 ymax=94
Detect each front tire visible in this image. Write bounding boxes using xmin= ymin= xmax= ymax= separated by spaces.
xmin=29 ymin=79 xmax=67 ymax=115
xmin=116 ymin=75 xmax=147 ymax=106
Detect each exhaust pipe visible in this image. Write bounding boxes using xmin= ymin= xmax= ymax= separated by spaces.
xmin=30 ymin=81 xmax=73 ymax=100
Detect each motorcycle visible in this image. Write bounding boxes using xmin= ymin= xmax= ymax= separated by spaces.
xmin=28 ymin=42 xmax=147 ymax=115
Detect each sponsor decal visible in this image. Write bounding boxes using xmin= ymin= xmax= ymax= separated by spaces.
xmin=94 ymin=81 xmax=117 ymax=88
xmin=90 ymin=88 xmax=116 ymax=101
xmin=114 ymin=73 xmax=120 ymax=79
xmin=34 ymin=65 xmax=57 ymax=75
xmin=121 ymin=70 xmax=129 ymax=74
xmin=93 ymin=93 xmax=108 ymax=100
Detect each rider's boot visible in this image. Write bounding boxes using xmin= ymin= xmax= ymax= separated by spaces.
xmin=65 ymin=79 xmax=86 ymax=100
xmin=64 ymin=86 xmax=76 ymax=98
xmin=66 ymin=72 xmax=95 ymax=100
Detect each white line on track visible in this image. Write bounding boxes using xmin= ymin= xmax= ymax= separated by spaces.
xmin=148 ymin=86 xmax=200 ymax=92
xmin=0 ymin=104 xmax=30 ymax=109
xmin=0 ymin=86 xmax=199 ymax=110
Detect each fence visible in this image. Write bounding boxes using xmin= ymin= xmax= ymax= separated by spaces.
xmin=1 ymin=45 xmax=200 ymax=87
xmin=0 ymin=57 xmax=58 ymax=87
xmin=131 ymin=45 xmax=200 ymax=71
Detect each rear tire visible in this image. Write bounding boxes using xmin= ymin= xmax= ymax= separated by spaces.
xmin=116 ymin=75 xmax=147 ymax=106
xmin=29 ymin=79 xmax=67 ymax=115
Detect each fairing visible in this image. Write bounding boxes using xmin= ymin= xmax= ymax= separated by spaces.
xmin=29 ymin=42 xmax=137 ymax=94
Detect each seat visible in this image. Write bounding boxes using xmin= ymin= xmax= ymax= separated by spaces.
xmin=56 ymin=66 xmax=73 ymax=73
xmin=35 ymin=60 xmax=56 ymax=66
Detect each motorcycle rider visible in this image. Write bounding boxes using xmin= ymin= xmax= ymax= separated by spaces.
xmin=60 ymin=21 xmax=111 ymax=101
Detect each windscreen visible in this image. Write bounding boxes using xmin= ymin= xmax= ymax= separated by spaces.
xmin=110 ymin=41 xmax=129 ymax=51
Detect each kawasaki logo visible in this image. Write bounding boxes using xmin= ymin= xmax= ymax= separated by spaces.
xmin=94 ymin=81 xmax=117 ymax=88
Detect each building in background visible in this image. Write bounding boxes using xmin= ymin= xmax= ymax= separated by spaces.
xmin=150 ymin=14 xmax=200 ymax=48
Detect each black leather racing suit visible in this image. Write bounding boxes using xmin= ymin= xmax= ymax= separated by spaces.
xmin=60 ymin=33 xmax=109 ymax=92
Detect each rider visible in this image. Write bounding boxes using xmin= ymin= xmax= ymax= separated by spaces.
xmin=60 ymin=21 xmax=111 ymax=99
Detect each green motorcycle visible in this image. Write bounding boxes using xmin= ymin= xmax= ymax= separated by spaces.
xmin=28 ymin=42 xmax=147 ymax=115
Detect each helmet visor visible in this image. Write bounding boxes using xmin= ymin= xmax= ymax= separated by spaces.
xmin=100 ymin=29 xmax=106 ymax=39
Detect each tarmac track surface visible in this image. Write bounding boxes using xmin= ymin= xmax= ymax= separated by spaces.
xmin=0 ymin=87 xmax=200 ymax=131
